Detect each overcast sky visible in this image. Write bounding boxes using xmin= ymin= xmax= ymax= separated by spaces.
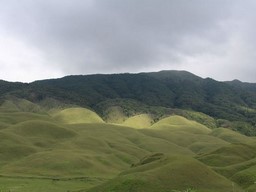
xmin=0 ymin=0 xmax=256 ymax=82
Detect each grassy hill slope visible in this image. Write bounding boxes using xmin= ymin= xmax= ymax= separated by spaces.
xmin=88 ymin=154 xmax=243 ymax=192
xmin=0 ymin=100 xmax=255 ymax=191
xmin=122 ymin=114 xmax=153 ymax=128
xmin=52 ymin=107 xmax=104 ymax=124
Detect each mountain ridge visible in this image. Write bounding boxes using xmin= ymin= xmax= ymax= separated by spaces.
xmin=1 ymin=70 xmax=256 ymax=135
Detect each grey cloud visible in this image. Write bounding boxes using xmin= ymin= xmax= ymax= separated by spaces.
xmin=0 ymin=0 xmax=256 ymax=82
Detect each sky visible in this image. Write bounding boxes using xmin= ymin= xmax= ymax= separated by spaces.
xmin=0 ymin=0 xmax=256 ymax=83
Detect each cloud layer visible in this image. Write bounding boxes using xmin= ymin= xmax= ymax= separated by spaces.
xmin=0 ymin=0 xmax=256 ymax=82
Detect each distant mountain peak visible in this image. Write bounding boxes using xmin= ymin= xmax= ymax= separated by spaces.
xmin=146 ymin=70 xmax=202 ymax=81
xmin=231 ymin=79 xmax=242 ymax=83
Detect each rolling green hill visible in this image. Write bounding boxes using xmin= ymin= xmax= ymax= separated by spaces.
xmin=122 ymin=114 xmax=153 ymax=128
xmin=52 ymin=107 xmax=104 ymax=124
xmin=0 ymin=71 xmax=256 ymax=191
xmin=0 ymin=102 xmax=255 ymax=191
xmin=88 ymin=154 xmax=244 ymax=192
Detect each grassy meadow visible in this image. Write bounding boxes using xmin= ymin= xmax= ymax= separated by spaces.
xmin=0 ymin=99 xmax=255 ymax=191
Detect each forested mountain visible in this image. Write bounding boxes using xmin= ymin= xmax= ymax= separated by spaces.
xmin=1 ymin=70 xmax=256 ymax=134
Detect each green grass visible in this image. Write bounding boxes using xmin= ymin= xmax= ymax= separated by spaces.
xmin=52 ymin=107 xmax=104 ymax=124
xmin=210 ymin=127 xmax=255 ymax=143
xmin=5 ymin=120 xmax=76 ymax=139
xmin=150 ymin=115 xmax=211 ymax=134
xmin=174 ymin=110 xmax=217 ymax=129
xmin=88 ymin=155 xmax=243 ymax=192
xmin=122 ymin=114 xmax=153 ymax=128
xmin=187 ymin=137 xmax=228 ymax=154
xmin=0 ymin=100 xmax=19 ymax=112
xmin=231 ymin=165 xmax=256 ymax=189
xmin=0 ymin=176 xmax=105 ymax=192
xmin=1 ymin=150 xmax=124 ymax=177
xmin=0 ymin=120 xmax=193 ymax=179
xmin=197 ymin=143 xmax=256 ymax=167
xmin=0 ymin=101 xmax=253 ymax=192
xmin=0 ymin=131 xmax=38 ymax=163
xmin=0 ymin=99 xmax=43 ymax=113
xmin=140 ymin=117 xmax=226 ymax=154
xmin=213 ymin=156 xmax=256 ymax=178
